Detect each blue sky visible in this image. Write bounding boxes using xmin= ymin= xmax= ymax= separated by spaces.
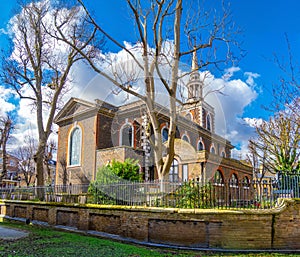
xmin=229 ymin=0 xmax=300 ymax=118
xmin=54 ymin=0 xmax=300 ymax=119
xmin=0 ymin=0 xmax=299 ymax=156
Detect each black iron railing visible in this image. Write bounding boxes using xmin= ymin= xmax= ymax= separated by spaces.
xmin=0 ymin=178 xmax=298 ymax=209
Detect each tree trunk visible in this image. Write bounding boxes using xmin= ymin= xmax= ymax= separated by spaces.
xmin=35 ymin=142 xmax=45 ymax=200
xmin=2 ymin=143 xmax=7 ymax=180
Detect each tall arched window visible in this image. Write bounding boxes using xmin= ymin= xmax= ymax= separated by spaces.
xmin=213 ymin=170 xmax=224 ymax=185
xmin=182 ymin=134 xmax=190 ymax=143
xmin=121 ymin=124 xmax=133 ymax=147
xmin=197 ymin=140 xmax=204 ymax=151
xmin=69 ymin=127 xmax=82 ymax=166
xmin=243 ymin=176 xmax=250 ymax=189
xmin=207 ymin=114 xmax=211 ymax=131
xmin=169 ymin=159 xmax=179 ymax=182
xmin=230 ymin=173 xmax=239 ymax=188
xmin=162 ymin=127 xmax=168 ymax=143
xmin=210 ymin=146 xmax=216 ymax=154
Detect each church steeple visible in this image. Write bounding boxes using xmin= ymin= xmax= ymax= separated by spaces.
xmin=192 ymin=46 xmax=199 ymax=71
xmin=180 ymin=47 xmax=215 ymax=133
xmin=186 ymin=47 xmax=203 ymax=103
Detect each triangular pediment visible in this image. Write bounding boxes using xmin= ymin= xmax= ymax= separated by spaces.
xmin=54 ymin=97 xmax=96 ymax=124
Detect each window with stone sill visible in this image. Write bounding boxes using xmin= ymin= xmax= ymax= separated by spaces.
xmin=69 ymin=127 xmax=81 ymax=166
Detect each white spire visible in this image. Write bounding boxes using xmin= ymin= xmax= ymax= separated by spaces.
xmin=192 ymin=47 xmax=198 ymax=71
xmin=186 ymin=47 xmax=202 ymax=102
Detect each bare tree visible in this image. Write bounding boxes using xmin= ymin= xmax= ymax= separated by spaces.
xmin=250 ymin=112 xmax=300 ymax=175
xmin=1 ymin=1 xmax=97 ymax=196
xmin=14 ymin=135 xmax=37 ymax=186
xmin=0 ymin=116 xmax=14 ymax=181
xmin=61 ymin=0 xmax=240 ymax=183
xmin=59 ymin=153 xmax=68 ymax=187
xmin=270 ymin=34 xmax=300 ymax=121
xmin=250 ymin=35 xmax=300 ymax=176
xmin=246 ymin=140 xmax=269 ymax=181
xmin=44 ymin=139 xmax=56 ymax=185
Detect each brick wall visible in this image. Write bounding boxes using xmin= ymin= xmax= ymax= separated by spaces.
xmin=1 ymin=199 xmax=300 ymax=250
xmin=96 ymin=147 xmax=144 ymax=172
xmin=56 ymin=114 xmax=97 ymax=185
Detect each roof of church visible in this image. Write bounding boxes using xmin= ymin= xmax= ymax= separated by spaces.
xmin=54 ymin=96 xmax=233 ymax=149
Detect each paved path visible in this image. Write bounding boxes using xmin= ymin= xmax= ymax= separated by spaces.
xmin=0 ymin=226 xmax=28 ymax=240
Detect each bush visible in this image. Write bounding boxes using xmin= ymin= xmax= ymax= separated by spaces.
xmin=88 ymin=158 xmax=142 ymax=204
xmin=175 ymin=181 xmax=214 ymax=208
xmin=107 ymin=158 xmax=142 ymax=182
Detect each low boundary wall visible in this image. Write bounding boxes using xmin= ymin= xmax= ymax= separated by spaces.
xmin=1 ymin=199 xmax=300 ymax=250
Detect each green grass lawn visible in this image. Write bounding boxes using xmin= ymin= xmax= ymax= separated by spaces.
xmin=0 ymin=220 xmax=299 ymax=257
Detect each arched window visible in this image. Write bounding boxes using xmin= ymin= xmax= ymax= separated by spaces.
xmin=162 ymin=127 xmax=168 ymax=143
xmin=210 ymin=146 xmax=216 ymax=154
xmin=69 ymin=127 xmax=82 ymax=166
xmin=182 ymin=134 xmax=190 ymax=143
xmin=207 ymin=114 xmax=211 ymax=131
xmin=121 ymin=124 xmax=133 ymax=147
xmin=221 ymin=151 xmax=226 ymax=158
xmin=213 ymin=170 xmax=224 ymax=185
xmin=230 ymin=173 xmax=239 ymax=188
xmin=197 ymin=140 xmax=204 ymax=151
xmin=169 ymin=159 xmax=179 ymax=182
xmin=243 ymin=176 xmax=250 ymax=189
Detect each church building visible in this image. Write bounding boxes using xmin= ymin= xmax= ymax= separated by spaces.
xmin=54 ymin=53 xmax=252 ymax=186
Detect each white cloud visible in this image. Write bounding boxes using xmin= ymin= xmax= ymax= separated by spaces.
xmin=6 ymin=0 xmax=86 ymax=155
xmin=244 ymin=72 xmax=260 ymax=87
xmin=8 ymin=0 xmax=85 ymax=72
xmin=81 ymin=46 xmax=260 ymax=162
xmin=201 ymin=71 xmax=259 ymax=159
xmin=69 ymin=42 xmax=261 ymax=160
xmin=222 ymin=66 xmax=241 ymax=81
xmin=17 ymin=99 xmax=36 ymax=123
xmin=0 ymin=28 xmax=8 ymax=35
xmin=243 ymin=117 xmax=264 ymax=128
xmin=5 ymin=0 xmax=261 ymax=163
xmin=0 ymin=86 xmax=16 ymax=116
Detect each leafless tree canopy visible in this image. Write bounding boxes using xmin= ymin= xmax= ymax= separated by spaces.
xmin=60 ymin=0 xmax=242 ymax=181
xmin=250 ymin=112 xmax=300 ymax=175
xmin=270 ymin=35 xmax=300 ymax=120
xmin=1 ymin=0 xmax=98 ymax=193
xmin=249 ymin=35 xmax=300 ymax=177
xmin=14 ymin=135 xmax=37 ymax=186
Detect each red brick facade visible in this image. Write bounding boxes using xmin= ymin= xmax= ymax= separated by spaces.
xmin=54 ymin=96 xmax=252 ymax=185
xmin=54 ymin=57 xmax=251 ymax=185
